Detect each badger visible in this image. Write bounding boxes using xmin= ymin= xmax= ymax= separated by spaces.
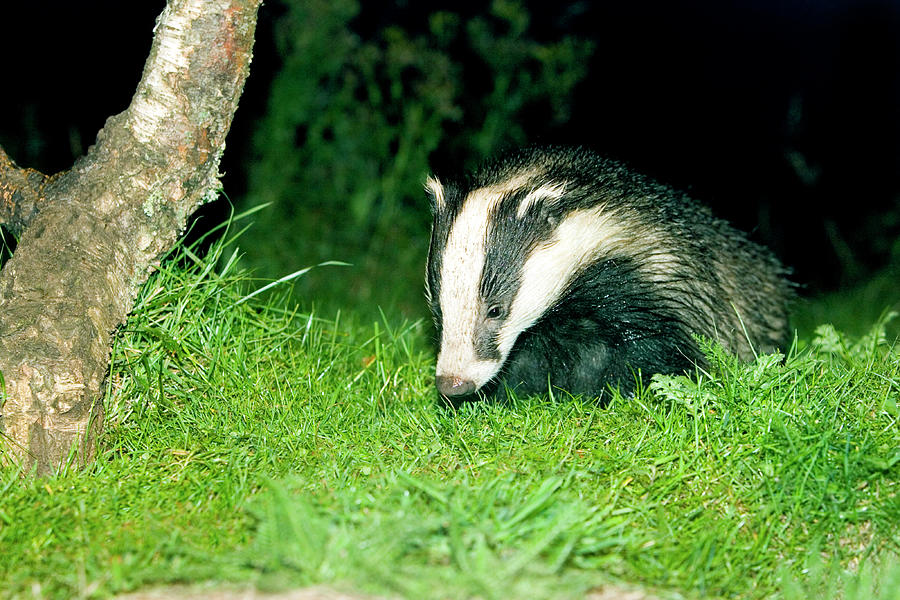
xmin=425 ymin=146 xmax=792 ymax=401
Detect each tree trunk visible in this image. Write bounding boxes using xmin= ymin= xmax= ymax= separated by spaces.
xmin=0 ymin=0 xmax=261 ymax=475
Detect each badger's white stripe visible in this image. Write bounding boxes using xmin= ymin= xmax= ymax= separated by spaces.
xmin=425 ymin=176 xmax=445 ymax=211
xmin=435 ymin=186 xmax=507 ymax=386
xmin=496 ymin=206 xmax=629 ymax=357
xmin=516 ymin=182 xmax=567 ymax=218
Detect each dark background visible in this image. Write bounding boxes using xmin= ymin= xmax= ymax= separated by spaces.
xmin=1 ymin=0 xmax=898 ymax=297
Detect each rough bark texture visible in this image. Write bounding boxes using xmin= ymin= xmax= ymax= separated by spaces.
xmin=0 ymin=0 xmax=260 ymax=475
xmin=0 ymin=147 xmax=49 ymax=237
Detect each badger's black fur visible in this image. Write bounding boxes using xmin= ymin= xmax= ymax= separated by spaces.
xmin=425 ymin=146 xmax=792 ymax=401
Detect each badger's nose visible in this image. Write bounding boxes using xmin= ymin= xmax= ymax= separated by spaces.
xmin=435 ymin=375 xmax=476 ymax=397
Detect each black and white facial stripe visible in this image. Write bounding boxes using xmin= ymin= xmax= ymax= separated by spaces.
xmin=426 ymin=167 xmax=659 ymax=396
xmin=426 ymin=146 xmax=792 ymax=400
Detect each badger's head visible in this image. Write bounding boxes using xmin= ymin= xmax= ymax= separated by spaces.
xmin=424 ymin=156 xmax=631 ymax=399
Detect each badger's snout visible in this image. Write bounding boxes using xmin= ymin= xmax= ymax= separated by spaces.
xmin=435 ymin=375 xmax=476 ymax=397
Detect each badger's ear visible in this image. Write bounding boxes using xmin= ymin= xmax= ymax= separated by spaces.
xmin=516 ymin=181 xmax=568 ymax=227
xmin=534 ymin=193 xmax=566 ymax=229
xmin=543 ymin=208 xmax=561 ymax=229
xmin=424 ymin=175 xmax=446 ymax=214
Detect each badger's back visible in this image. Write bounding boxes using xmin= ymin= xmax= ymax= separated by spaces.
xmin=426 ymin=146 xmax=792 ymax=400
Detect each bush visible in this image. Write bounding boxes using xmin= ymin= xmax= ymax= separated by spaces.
xmin=238 ymin=0 xmax=594 ymax=317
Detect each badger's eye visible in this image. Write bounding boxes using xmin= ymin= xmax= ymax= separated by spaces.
xmin=486 ymin=304 xmax=503 ymax=319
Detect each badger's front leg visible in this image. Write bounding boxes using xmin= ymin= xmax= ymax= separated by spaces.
xmin=501 ymin=321 xmax=695 ymax=400
xmin=499 ymin=327 xmax=623 ymax=399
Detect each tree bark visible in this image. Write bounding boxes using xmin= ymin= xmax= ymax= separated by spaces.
xmin=0 ymin=0 xmax=261 ymax=475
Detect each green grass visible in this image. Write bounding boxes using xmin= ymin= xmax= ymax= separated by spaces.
xmin=1 ymin=222 xmax=899 ymax=599
xmin=793 ymin=262 xmax=900 ymax=341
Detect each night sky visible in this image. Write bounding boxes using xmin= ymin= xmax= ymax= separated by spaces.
xmin=1 ymin=0 xmax=898 ymax=294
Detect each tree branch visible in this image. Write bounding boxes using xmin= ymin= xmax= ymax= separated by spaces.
xmin=0 ymin=146 xmax=49 ymax=237
xmin=0 ymin=0 xmax=260 ymax=474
